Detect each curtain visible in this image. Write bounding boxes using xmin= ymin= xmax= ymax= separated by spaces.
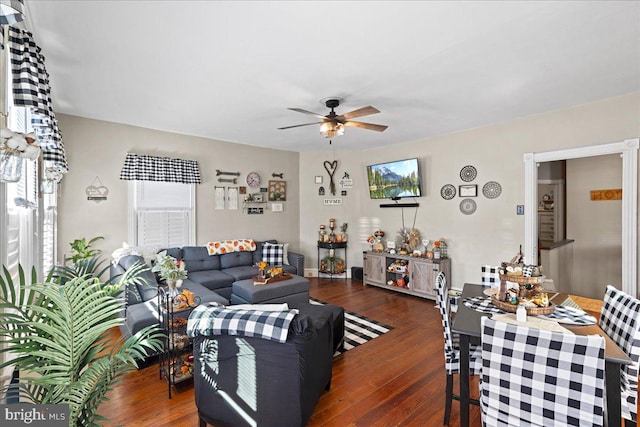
xmin=2 ymin=27 xmax=68 ymax=177
xmin=120 ymin=153 xmax=202 ymax=184
xmin=0 ymin=0 xmax=24 ymax=26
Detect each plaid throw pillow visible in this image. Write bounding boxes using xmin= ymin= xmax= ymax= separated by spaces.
xmin=262 ymin=242 xmax=284 ymax=266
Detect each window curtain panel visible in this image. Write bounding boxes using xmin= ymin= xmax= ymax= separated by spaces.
xmin=120 ymin=153 xmax=202 ymax=184
xmin=2 ymin=26 xmax=68 ymax=177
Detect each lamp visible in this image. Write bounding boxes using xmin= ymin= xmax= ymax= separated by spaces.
xmin=0 ymin=0 xmax=24 ymax=25
xmin=320 ymin=121 xmax=344 ymax=138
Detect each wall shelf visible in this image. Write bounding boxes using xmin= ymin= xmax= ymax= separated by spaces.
xmin=379 ymin=203 xmax=419 ymax=208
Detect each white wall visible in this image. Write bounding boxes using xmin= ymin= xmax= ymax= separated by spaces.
xmin=566 ymin=154 xmax=622 ymax=298
xmin=299 ymin=92 xmax=640 ymax=290
xmin=55 ymin=92 xmax=639 ymax=291
xmin=56 ymin=115 xmax=300 ymax=260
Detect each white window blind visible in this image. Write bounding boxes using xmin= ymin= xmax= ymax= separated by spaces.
xmin=129 ymin=181 xmax=195 ymax=248
xmin=137 ymin=211 xmax=190 ymax=248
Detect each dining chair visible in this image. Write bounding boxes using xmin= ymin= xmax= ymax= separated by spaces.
xmin=481 ymin=265 xmax=500 ymax=288
xmin=599 ymin=285 xmax=640 ymax=426
xmin=434 ymin=272 xmax=482 ymax=425
xmin=480 ymin=317 xmax=606 ymax=427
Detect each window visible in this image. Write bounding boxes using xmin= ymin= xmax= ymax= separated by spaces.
xmin=128 ymin=180 xmax=195 ymax=248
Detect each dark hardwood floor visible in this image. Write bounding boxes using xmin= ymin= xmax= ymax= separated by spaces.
xmin=99 ymin=278 xmax=482 ymax=426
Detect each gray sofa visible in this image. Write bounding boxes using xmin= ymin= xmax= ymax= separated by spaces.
xmin=110 ymin=240 xmax=305 ymax=339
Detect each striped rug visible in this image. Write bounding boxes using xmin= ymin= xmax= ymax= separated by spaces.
xmin=310 ymin=298 xmax=394 ymax=354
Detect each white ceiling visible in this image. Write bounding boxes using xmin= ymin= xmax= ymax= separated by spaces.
xmin=25 ymin=1 xmax=640 ymax=152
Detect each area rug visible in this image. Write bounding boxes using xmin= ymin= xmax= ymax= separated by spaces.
xmin=310 ymin=298 xmax=394 ymax=354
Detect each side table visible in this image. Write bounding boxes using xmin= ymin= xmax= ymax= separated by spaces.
xmin=158 ymin=287 xmax=200 ymax=398
xmin=317 ymin=241 xmax=347 ymax=280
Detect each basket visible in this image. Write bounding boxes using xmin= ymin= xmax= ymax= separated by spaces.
xmin=491 ymin=294 xmax=555 ymax=315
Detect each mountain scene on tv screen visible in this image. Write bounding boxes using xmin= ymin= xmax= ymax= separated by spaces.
xmin=368 ymin=161 xmax=420 ymax=199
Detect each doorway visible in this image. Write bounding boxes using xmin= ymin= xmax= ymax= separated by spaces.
xmin=523 ymin=139 xmax=638 ymax=297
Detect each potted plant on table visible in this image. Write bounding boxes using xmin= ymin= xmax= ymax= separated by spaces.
xmin=152 ymin=251 xmax=188 ymax=297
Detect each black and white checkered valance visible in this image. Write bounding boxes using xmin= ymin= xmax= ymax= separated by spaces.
xmin=2 ymin=26 xmax=68 ymax=176
xmin=120 ymin=153 xmax=202 ymax=184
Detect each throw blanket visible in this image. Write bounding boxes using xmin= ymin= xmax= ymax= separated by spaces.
xmin=187 ymin=302 xmax=299 ymax=343
xmin=206 ymin=239 xmax=256 ymax=255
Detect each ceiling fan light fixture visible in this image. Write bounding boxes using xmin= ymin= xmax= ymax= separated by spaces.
xmin=320 ymin=122 xmax=344 ymax=138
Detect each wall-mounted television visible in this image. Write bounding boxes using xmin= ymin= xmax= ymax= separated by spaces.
xmin=366 ymin=158 xmax=422 ymax=199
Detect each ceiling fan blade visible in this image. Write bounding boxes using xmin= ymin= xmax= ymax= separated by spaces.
xmin=277 ymin=122 xmax=322 ymax=130
xmin=344 ymin=121 xmax=388 ymax=132
xmin=340 ymin=106 xmax=380 ymax=120
xmin=288 ymin=108 xmax=327 ymax=120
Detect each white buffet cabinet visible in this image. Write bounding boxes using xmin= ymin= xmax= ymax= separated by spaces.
xmin=362 ymin=251 xmax=451 ymax=300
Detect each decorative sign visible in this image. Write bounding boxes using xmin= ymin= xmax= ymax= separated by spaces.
xmin=590 ymin=189 xmax=622 ymax=201
xmin=323 ymin=198 xmax=342 ymax=206
xmin=86 ymin=176 xmax=108 ymax=202
xmin=339 ymin=172 xmax=353 ymax=188
xmin=214 ymin=186 xmax=225 ymax=209
xmin=227 ymin=187 xmax=239 ymax=210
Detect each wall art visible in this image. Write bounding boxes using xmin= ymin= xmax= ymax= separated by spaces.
xmin=459 ymin=165 xmax=477 ymax=182
xmin=459 ymin=184 xmax=478 ymax=197
xmin=268 ymin=180 xmax=286 ymax=201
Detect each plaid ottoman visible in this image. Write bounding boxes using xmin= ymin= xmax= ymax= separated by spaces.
xmin=231 ymin=275 xmax=310 ymax=305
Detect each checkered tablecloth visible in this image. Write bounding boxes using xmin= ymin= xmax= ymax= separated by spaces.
xmin=463 ymin=296 xmax=597 ymax=325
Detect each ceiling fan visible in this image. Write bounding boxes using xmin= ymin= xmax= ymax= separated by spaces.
xmin=278 ymin=98 xmax=388 ymax=139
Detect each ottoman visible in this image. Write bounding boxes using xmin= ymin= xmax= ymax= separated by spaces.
xmin=291 ymin=302 xmax=345 ymax=353
xmin=231 ymin=275 xmax=310 ymax=305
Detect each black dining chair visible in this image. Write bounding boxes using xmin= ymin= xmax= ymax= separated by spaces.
xmin=434 ymin=272 xmax=482 ymax=425
xmin=480 ymin=317 xmax=606 ymax=426
xmin=599 ymin=285 xmax=640 ymax=427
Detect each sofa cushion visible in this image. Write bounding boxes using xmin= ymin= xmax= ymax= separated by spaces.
xmin=182 ymin=246 xmax=220 ymax=272
xmin=222 ymin=265 xmax=259 ymax=281
xmin=125 ymin=299 xmax=160 ymax=338
xmin=220 ymin=251 xmax=254 ymax=269
xmin=187 ymin=270 xmax=234 ymax=291
xmin=281 ymin=264 xmax=297 ymax=275
xmin=118 ymin=254 xmax=158 ymax=302
xmin=164 ymin=247 xmax=183 ymax=260
xmin=181 ymin=281 xmax=230 ymax=306
xmin=262 ymin=242 xmax=285 ymax=266
xmin=253 ymin=240 xmax=277 ymax=265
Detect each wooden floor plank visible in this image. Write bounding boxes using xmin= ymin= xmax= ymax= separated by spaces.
xmin=98 ymin=278 xmax=482 ymax=426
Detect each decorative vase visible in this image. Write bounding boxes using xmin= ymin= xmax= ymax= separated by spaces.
xmin=166 ymin=280 xmax=179 ymax=298
xmin=0 ymin=150 xmax=23 ymax=183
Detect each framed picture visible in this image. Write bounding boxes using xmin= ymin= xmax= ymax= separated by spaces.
xmin=268 ymin=180 xmax=286 ymax=201
xmin=252 ymin=193 xmax=264 ymax=203
xmin=315 ymin=176 xmax=323 ymax=184
xmin=459 ymin=184 xmax=478 ymax=197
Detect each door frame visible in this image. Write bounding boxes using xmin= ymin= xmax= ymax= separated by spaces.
xmin=524 ymin=138 xmax=639 ymax=297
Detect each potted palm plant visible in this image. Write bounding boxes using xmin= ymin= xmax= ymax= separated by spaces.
xmin=0 ymin=262 xmax=164 ymax=427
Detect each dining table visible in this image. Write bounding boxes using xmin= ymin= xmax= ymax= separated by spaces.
xmin=451 ymin=283 xmax=632 ymax=427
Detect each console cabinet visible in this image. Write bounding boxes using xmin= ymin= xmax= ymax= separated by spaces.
xmin=362 ymin=251 xmax=450 ymax=300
